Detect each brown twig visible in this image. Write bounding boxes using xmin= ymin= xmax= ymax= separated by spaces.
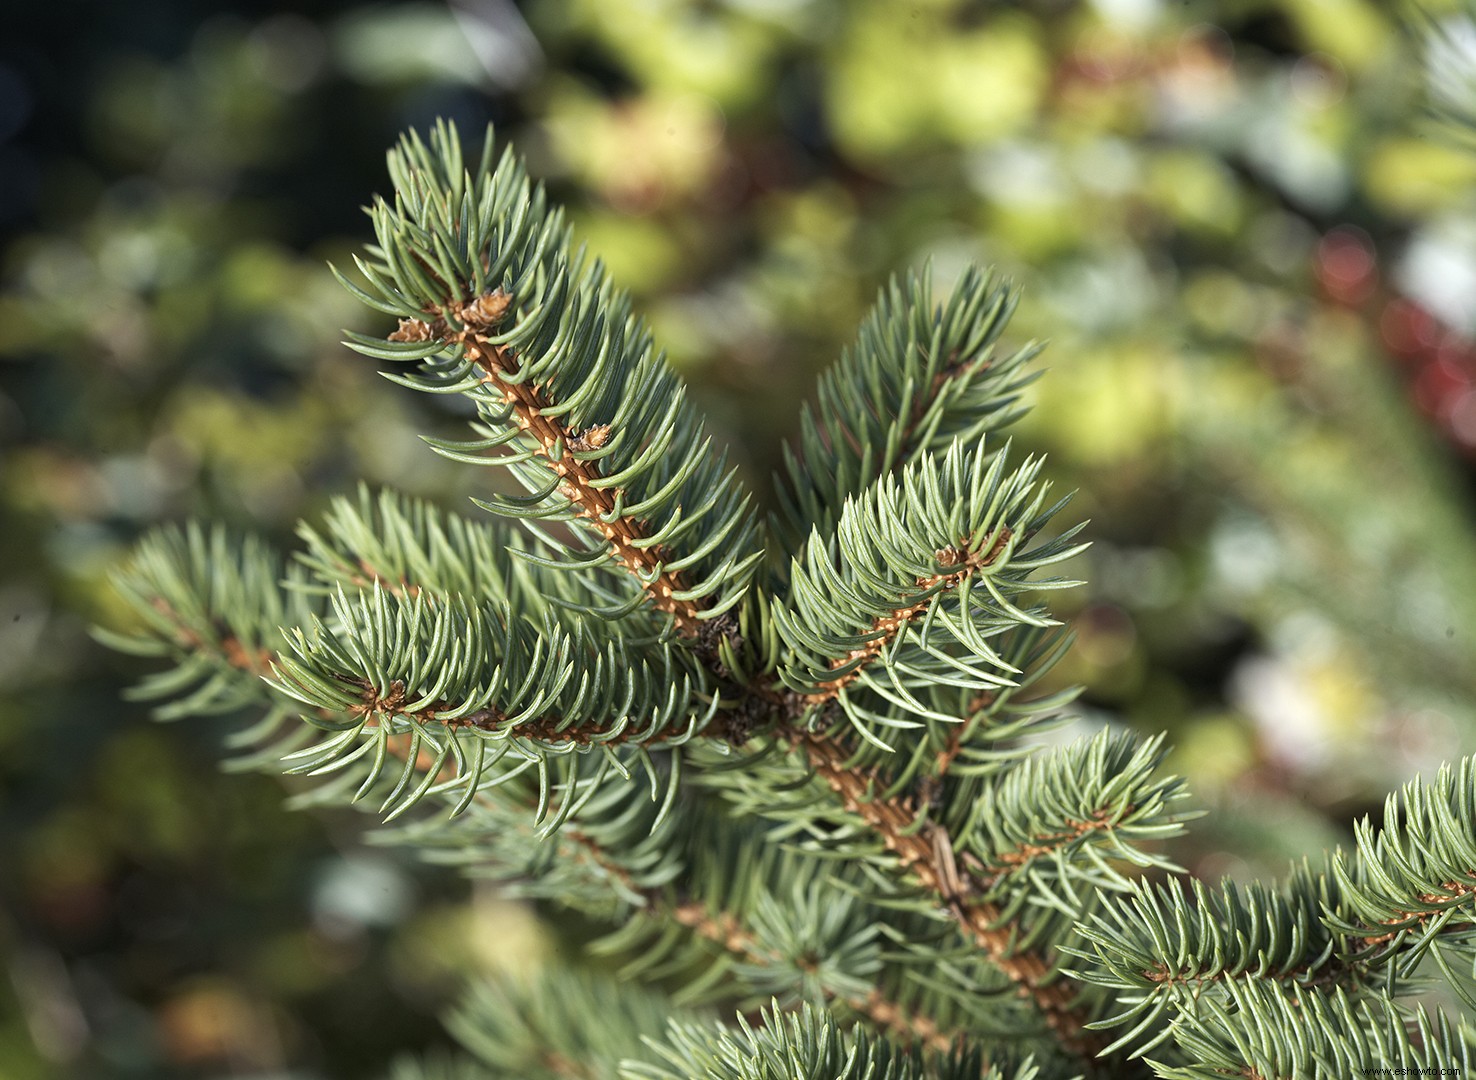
xmin=804 ymin=530 xmax=1013 ymax=703
xmin=327 ymin=674 xmax=747 ymax=748
xmin=669 ymin=901 xmax=956 ymax=1054
xmin=151 ymin=597 xmax=273 ymax=673
xmin=1360 ymin=881 xmax=1476 ymax=947
xmin=392 ymin=292 xmax=704 ymax=637
xmin=983 ymin=812 xmax=1121 ymax=875
xmin=851 ymin=989 xmax=954 ymax=1056
xmin=792 ymin=729 xmax=1106 ymax=1062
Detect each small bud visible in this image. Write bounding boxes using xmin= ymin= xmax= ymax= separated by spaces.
xmin=456 ymin=289 xmax=513 ymax=330
xmin=389 ymin=318 xmax=437 ymax=343
xmin=567 ymin=424 xmax=611 ymax=453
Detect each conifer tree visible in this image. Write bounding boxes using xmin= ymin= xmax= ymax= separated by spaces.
xmin=101 ymin=122 xmax=1476 ymax=1079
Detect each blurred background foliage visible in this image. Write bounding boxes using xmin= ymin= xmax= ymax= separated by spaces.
xmin=4 ymin=0 xmax=1476 ymax=1075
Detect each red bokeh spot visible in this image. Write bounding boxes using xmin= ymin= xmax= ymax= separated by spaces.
xmin=1315 ymin=227 xmax=1377 ymax=306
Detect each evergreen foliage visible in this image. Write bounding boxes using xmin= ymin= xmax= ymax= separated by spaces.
xmin=102 ymin=121 xmax=1476 ymax=1079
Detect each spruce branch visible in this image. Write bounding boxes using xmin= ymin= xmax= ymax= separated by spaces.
xmin=578 ymin=804 xmax=1015 ymax=1051
xmin=1329 ymin=757 xmax=1476 ymax=960
xmin=268 ymin=584 xmax=720 ymax=750
xmin=1151 ymin=980 xmax=1472 ymax=1080
xmin=326 ymin=136 xmax=1144 ymax=1074
xmin=411 ymin=759 xmax=1018 ymax=1058
xmin=336 ymin=121 xmax=762 ymax=638
xmin=443 ymin=969 xmax=685 ymax=1080
xmin=106 ymin=531 xmax=761 ymax=945
xmin=772 ymin=265 xmax=1041 ymax=556
xmin=97 ymin=525 xmax=330 ymax=773
xmin=694 ymin=636 xmax=1177 ymax=1071
xmin=792 ymin=727 xmax=1107 ymax=1060
xmin=121 ymin=557 xmax=974 ymax=1074
xmin=1076 ymin=760 xmax=1476 ymax=1067
xmin=376 ymin=707 xmax=1039 ymax=1060
xmin=1071 ymin=870 xmax=1364 ymax=1060
xmin=621 ymin=1001 xmax=1042 ymax=1080
xmin=270 ymin=624 xmax=1007 ymax=1056
xmin=773 ymin=435 xmax=1085 ymax=748
xmin=409 ymin=293 xmax=706 ymax=630
xmin=963 ymin=730 xmax=1186 ymax=892
xmin=99 ymin=524 xmax=312 ymax=690
xmin=697 ymin=714 xmax=1185 ymax=1072
xmin=800 ymin=525 xmax=1015 ymax=703
xmin=106 ymin=118 xmax=1476 ymax=1080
